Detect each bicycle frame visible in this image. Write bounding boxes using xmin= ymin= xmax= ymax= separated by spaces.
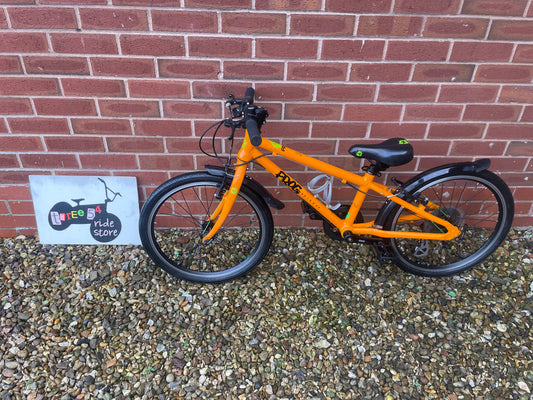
xmin=202 ymin=131 xmax=462 ymax=243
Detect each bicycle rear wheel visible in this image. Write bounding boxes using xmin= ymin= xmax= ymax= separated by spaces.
xmin=384 ymin=170 xmax=514 ymax=276
xmin=139 ymin=172 xmax=274 ymax=283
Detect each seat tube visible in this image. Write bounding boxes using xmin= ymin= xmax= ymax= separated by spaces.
xmin=345 ymin=172 xmax=374 ymax=227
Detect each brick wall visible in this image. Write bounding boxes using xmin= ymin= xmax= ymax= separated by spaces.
xmin=1 ymin=0 xmax=532 ymax=236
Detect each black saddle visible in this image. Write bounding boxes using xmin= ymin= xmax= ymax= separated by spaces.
xmin=349 ymin=137 xmax=413 ymax=168
xmin=71 ymin=198 xmax=85 ymax=205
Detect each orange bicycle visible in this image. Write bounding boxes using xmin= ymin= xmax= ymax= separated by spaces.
xmin=139 ymin=88 xmax=514 ymax=283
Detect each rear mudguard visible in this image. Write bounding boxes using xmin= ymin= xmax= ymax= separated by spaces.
xmin=205 ymin=165 xmax=285 ymax=210
xmin=374 ymin=158 xmax=491 ymax=227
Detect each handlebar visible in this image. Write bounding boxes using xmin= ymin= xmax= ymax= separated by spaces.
xmin=225 ymin=87 xmax=268 ymax=146
xmin=245 ymin=118 xmax=262 ymax=146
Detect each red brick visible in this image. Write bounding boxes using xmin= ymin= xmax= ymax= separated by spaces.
xmin=0 ymin=33 xmax=47 ymax=53
xmin=260 ymin=121 xmax=310 ymax=138
xmin=358 ymin=15 xmax=423 ymax=36
xmin=395 ymin=0 xmax=461 ymax=13
xmin=528 ymin=3 xmax=533 ymax=16
xmin=409 ymin=140 xmax=450 ymax=156
xmin=514 ymin=44 xmax=533 ymax=62
xmin=285 ymin=104 xmax=342 ymax=121
xmin=51 ymin=33 xmax=117 ymax=54
xmin=79 ymin=154 xmax=138 ymax=169
xmin=0 ymin=9 xmax=6 ymax=28
xmin=139 ymin=154 xmax=195 ymax=170
xmin=0 ymin=56 xmax=22 ymax=73
xmin=462 ymin=0 xmax=528 ymax=16
xmin=254 ymin=83 xmax=314 ymax=101
xmin=344 ymin=105 xmax=402 ymax=122
xmin=0 ymin=99 xmax=32 ymax=115
xmin=404 ymin=105 xmax=462 ymax=121
xmin=0 ymin=201 xmax=8 ymax=214
xmin=91 ymin=57 xmax=155 ymax=77
xmin=283 ymin=140 xmax=336 ymax=155
xmin=378 ymin=84 xmax=438 ymax=102
xmin=0 ymin=185 xmax=30 ymax=200
xmin=41 ymin=0 xmax=106 ymax=3
xmin=79 ymin=8 xmax=147 ymax=30
xmin=99 ymin=100 xmax=160 ymax=117
xmin=159 ymin=60 xmax=220 ymax=79
xmin=0 ymin=171 xmax=43 ymax=185
xmin=499 ymin=86 xmax=533 ymax=103
xmin=489 ymin=20 xmax=533 ymax=41
xmin=316 ymin=84 xmax=375 ymax=102
xmin=9 ymin=118 xmax=70 ymax=134
xmin=0 ymin=120 xmax=6 ymax=133
xmin=256 ymin=38 xmax=318 ymax=59
xmin=24 ymin=56 xmax=89 ymax=75
xmin=322 ymin=40 xmax=385 ymax=60
xmin=34 ymin=98 xmax=96 ymax=116
xmin=0 ymin=135 xmax=43 ymax=152
xmin=450 ymin=42 xmax=514 ymax=62
xmin=287 ymin=62 xmax=348 ymax=81
xmin=312 ymin=122 xmax=367 ymax=138
xmin=134 ymin=119 xmax=192 ymax=136
xmin=438 ymin=85 xmax=498 ymax=103
xmin=451 ymin=140 xmax=506 ymax=156
xmin=485 ymin=124 xmax=533 ymax=139
xmin=290 ymin=14 xmax=355 ymax=36
xmin=326 ymin=0 xmax=392 ymax=12
xmin=45 ymin=136 xmax=104 ymax=152
xmin=490 ymin=157 xmax=528 ymax=173
xmin=506 ymin=141 xmax=533 ymax=157
xmin=522 ymin=107 xmax=533 ymax=122
xmin=222 ymin=12 xmax=286 ymax=34
xmin=163 ymin=101 xmax=221 ymax=119
xmin=386 ymin=41 xmax=449 ymax=61
xmin=112 ymin=0 xmax=178 ymax=5
xmin=128 ymin=80 xmax=190 ymax=99
xmin=62 ymin=78 xmax=125 ymax=97
xmin=192 ymin=81 xmax=251 ymax=99
xmin=20 ymin=154 xmax=79 ymax=169
xmin=475 ymin=65 xmax=533 ymax=83
xmin=224 ymin=61 xmax=284 ymax=80
xmin=463 ymin=105 xmax=521 ymax=121
xmin=107 ymin=137 xmax=164 ymax=153
xmin=9 ymin=7 xmax=77 ymax=29
xmin=166 ymin=137 xmax=218 ymax=153
xmin=120 ymin=35 xmax=185 ymax=56
xmin=8 ymin=200 xmax=34 ymax=215
xmin=350 ymin=63 xmax=412 ymax=82
xmin=189 ymin=37 xmax=252 ymax=58
xmin=152 ymin=10 xmax=217 ymax=33
xmin=424 ymin=17 xmax=488 ymax=38
xmin=184 ymin=0 xmax=251 ymax=8
xmin=256 ymin=0 xmax=321 ymax=10
xmin=428 ymin=123 xmax=484 ymax=138
xmin=0 ymin=155 xmax=20 ymax=168
xmin=0 ymin=77 xmax=58 ymax=96
xmin=369 ymin=123 xmax=427 ymax=138
xmin=72 ymin=118 xmax=132 ymax=135
xmin=412 ymin=64 xmax=474 ymax=82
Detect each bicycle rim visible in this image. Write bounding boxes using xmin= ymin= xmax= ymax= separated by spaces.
xmin=388 ymin=173 xmax=512 ymax=276
xmin=143 ymin=179 xmax=272 ymax=282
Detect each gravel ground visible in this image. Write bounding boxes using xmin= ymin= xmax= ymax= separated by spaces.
xmin=1 ymin=228 xmax=532 ymax=400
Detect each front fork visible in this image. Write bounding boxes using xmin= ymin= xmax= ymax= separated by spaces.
xmin=201 ymin=133 xmax=254 ymax=243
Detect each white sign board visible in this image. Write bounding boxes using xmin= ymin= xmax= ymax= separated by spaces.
xmin=29 ymin=176 xmax=141 ymax=245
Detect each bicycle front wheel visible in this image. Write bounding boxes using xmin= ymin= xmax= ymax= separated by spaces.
xmin=384 ymin=170 xmax=514 ymax=277
xmin=139 ymin=172 xmax=274 ymax=283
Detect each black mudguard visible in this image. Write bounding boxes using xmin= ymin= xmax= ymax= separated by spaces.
xmin=205 ymin=165 xmax=285 ymax=210
xmin=374 ymin=159 xmax=491 ymax=227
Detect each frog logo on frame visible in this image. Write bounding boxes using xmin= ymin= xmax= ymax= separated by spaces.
xmin=30 ymin=176 xmax=141 ymax=245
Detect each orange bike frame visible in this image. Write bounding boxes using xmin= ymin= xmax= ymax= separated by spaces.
xmin=202 ymin=131 xmax=461 ymax=242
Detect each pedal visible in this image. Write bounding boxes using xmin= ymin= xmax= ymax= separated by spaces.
xmin=371 ymin=242 xmax=395 ymax=264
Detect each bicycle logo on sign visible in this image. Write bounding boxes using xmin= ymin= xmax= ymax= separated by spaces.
xmin=48 ymin=178 xmax=122 ymax=243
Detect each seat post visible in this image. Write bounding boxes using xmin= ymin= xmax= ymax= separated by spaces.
xmin=363 ymin=161 xmax=388 ymax=177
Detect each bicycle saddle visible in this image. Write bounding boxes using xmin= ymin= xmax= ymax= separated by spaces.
xmin=71 ymin=198 xmax=85 ymax=204
xmin=349 ymin=137 xmax=413 ymax=167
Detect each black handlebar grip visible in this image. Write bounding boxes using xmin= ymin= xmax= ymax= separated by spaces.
xmin=244 ymin=87 xmax=255 ymax=104
xmin=246 ymin=118 xmax=262 ymax=146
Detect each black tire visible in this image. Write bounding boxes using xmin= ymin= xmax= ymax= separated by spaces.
xmin=384 ymin=170 xmax=514 ymax=276
xmin=139 ymin=172 xmax=274 ymax=283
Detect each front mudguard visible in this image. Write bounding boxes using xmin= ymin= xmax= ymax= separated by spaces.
xmin=205 ymin=165 xmax=284 ymax=210
xmin=374 ymin=159 xmax=491 ymax=227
